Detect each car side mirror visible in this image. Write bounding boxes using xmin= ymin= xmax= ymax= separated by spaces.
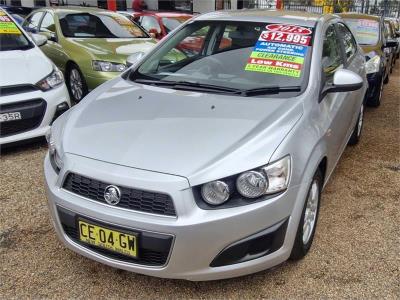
xmin=126 ymin=51 xmax=145 ymax=68
xmin=148 ymin=28 xmax=159 ymax=39
xmin=383 ymin=40 xmax=398 ymax=48
xmin=320 ymin=69 xmax=363 ymax=101
xmin=30 ymin=33 xmax=47 ymax=47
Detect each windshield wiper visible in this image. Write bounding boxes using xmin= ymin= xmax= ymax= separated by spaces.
xmin=242 ymin=86 xmax=302 ymax=96
xmin=134 ymin=79 xmax=243 ymax=95
xmin=134 ymin=79 xmax=301 ymax=96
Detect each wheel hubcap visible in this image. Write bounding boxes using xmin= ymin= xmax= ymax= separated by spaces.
xmin=70 ymin=69 xmax=83 ymax=100
xmin=357 ymin=105 xmax=364 ymax=137
xmin=303 ymin=180 xmax=319 ymax=245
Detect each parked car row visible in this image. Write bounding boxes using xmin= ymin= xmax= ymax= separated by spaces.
xmin=1 ymin=7 xmax=399 ymax=281
xmin=339 ymin=13 xmax=400 ymax=107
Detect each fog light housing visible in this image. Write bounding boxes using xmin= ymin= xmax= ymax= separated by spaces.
xmin=201 ymin=181 xmax=230 ymax=205
xmin=51 ymin=102 xmax=70 ymax=124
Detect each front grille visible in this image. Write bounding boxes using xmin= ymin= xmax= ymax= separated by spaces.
xmin=0 ymin=99 xmax=46 ymax=137
xmin=63 ymin=173 xmax=176 ymax=217
xmin=58 ymin=207 xmax=172 ymax=266
xmin=0 ymin=84 xmax=39 ymax=97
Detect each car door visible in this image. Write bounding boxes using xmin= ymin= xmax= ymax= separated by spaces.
xmin=335 ymin=22 xmax=365 ymax=133
xmin=38 ymin=12 xmax=68 ymax=72
xmin=319 ymin=23 xmax=353 ymax=164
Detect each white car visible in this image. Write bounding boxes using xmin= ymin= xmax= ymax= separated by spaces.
xmin=0 ymin=9 xmax=70 ymax=146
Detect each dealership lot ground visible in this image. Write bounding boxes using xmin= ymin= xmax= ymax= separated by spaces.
xmin=1 ymin=66 xmax=399 ymax=299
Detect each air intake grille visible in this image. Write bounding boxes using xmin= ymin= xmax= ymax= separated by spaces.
xmin=63 ymin=173 xmax=176 ymax=216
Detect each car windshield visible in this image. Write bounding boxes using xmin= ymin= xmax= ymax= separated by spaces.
xmin=343 ymin=18 xmax=380 ymax=45
xmin=59 ymin=12 xmax=148 ymax=38
xmin=130 ymin=21 xmax=314 ymax=95
xmin=0 ymin=11 xmax=32 ymax=51
xmin=162 ymin=16 xmax=191 ymax=33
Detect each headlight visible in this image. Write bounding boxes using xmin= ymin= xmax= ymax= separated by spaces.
xmin=262 ymin=155 xmax=291 ymax=194
xmin=36 ymin=68 xmax=64 ymax=91
xmin=236 ymin=171 xmax=268 ymax=198
xmin=46 ymin=128 xmax=63 ymax=173
xmin=365 ymin=55 xmax=381 ymax=74
xmin=199 ymin=156 xmax=291 ymax=206
xmin=92 ymin=60 xmax=126 ymax=72
xmin=201 ymin=181 xmax=230 ymax=205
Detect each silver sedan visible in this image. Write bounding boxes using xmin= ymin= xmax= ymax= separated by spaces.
xmin=44 ymin=10 xmax=367 ymax=280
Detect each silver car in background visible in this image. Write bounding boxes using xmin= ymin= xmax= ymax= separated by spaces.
xmin=44 ymin=10 xmax=367 ymax=280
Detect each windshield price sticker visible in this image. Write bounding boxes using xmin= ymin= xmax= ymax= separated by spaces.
xmin=0 ymin=15 xmax=21 ymax=34
xmin=245 ymin=24 xmax=312 ymax=78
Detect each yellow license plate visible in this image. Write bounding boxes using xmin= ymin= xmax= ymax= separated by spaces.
xmin=78 ymin=220 xmax=138 ymax=258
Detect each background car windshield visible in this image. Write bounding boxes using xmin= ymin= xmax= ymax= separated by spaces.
xmin=133 ymin=21 xmax=313 ymax=91
xmin=59 ymin=12 xmax=147 ymax=38
xmin=162 ymin=16 xmax=191 ymax=33
xmin=0 ymin=12 xmax=32 ymax=51
xmin=344 ymin=19 xmax=380 ymax=45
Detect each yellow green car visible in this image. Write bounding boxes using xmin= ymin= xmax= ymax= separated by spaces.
xmin=23 ymin=7 xmax=181 ymax=102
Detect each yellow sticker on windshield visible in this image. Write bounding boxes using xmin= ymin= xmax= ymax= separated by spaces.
xmin=0 ymin=15 xmax=21 ymax=34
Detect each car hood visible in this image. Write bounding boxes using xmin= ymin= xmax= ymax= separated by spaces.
xmin=67 ymin=38 xmax=157 ymax=62
xmin=61 ymin=79 xmax=303 ymax=185
xmin=0 ymin=47 xmax=52 ymax=86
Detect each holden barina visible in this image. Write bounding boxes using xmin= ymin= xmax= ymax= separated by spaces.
xmin=44 ymin=10 xmax=367 ymax=281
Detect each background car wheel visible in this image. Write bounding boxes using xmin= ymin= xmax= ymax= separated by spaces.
xmin=366 ymin=77 xmax=383 ymax=107
xmin=67 ymin=64 xmax=88 ymax=103
xmin=383 ymin=70 xmax=389 ymax=84
xmin=348 ymin=104 xmax=364 ymax=146
xmin=290 ymin=169 xmax=322 ymax=260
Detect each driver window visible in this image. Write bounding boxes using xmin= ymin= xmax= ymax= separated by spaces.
xmin=40 ymin=13 xmax=55 ymax=33
xmin=322 ymin=25 xmax=343 ymax=76
xmin=159 ymin=25 xmax=210 ymax=66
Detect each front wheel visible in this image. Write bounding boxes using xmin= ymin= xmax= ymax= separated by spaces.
xmin=290 ymin=169 xmax=322 ymax=260
xmin=67 ymin=64 xmax=88 ymax=103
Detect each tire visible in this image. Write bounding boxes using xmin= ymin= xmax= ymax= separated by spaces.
xmin=383 ymin=69 xmax=389 ymax=84
xmin=290 ymin=169 xmax=322 ymax=260
xmin=348 ymin=104 xmax=364 ymax=146
xmin=366 ymin=76 xmax=383 ymax=107
xmin=66 ymin=64 xmax=88 ymax=103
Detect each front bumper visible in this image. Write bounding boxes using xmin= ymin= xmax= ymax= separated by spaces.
xmin=85 ymin=71 xmax=121 ymax=91
xmin=365 ymin=71 xmax=383 ymax=100
xmin=0 ymin=84 xmax=70 ymax=145
xmin=44 ymin=153 xmax=308 ymax=281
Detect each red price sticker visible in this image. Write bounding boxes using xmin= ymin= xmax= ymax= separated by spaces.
xmin=266 ymin=24 xmax=312 ymax=35
xmin=259 ymin=31 xmax=311 ymax=45
xmin=0 ymin=15 xmax=12 ymax=22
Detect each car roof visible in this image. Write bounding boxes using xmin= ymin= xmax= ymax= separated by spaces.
xmin=194 ymin=9 xmax=333 ymax=27
xmin=38 ymin=6 xmax=108 ymax=14
xmin=338 ymin=12 xmax=381 ymax=21
xmin=133 ymin=11 xmax=193 ymax=17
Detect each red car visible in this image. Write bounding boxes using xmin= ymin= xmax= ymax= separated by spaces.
xmin=126 ymin=11 xmax=193 ymax=39
xmin=121 ymin=11 xmax=232 ymax=56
